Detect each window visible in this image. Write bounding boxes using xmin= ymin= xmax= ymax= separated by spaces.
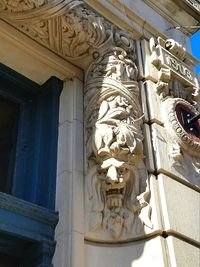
xmin=0 ymin=95 xmax=20 ymax=194
xmin=0 ymin=252 xmax=20 ymax=267
xmin=0 ymin=63 xmax=62 ymax=267
xmin=0 ymin=63 xmax=63 ymax=209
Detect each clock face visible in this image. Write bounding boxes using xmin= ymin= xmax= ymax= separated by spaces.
xmin=175 ymin=103 xmax=200 ymax=141
xmin=162 ymin=98 xmax=200 ymax=156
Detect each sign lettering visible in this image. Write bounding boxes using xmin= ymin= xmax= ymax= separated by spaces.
xmin=185 ymin=0 xmax=200 ymax=12
xmin=158 ymin=46 xmax=196 ymax=87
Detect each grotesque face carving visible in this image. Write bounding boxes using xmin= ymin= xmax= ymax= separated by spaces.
xmin=85 ymin=48 xmax=152 ymax=241
xmin=85 ymin=88 xmax=152 ymax=239
xmin=97 ymin=158 xmax=130 ymax=209
xmin=87 ymin=155 xmax=138 ymax=239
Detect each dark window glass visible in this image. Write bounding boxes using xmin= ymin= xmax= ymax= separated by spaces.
xmin=0 ymin=253 xmax=21 ymax=267
xmin=0 ymin=96 xmax=20 ymax=193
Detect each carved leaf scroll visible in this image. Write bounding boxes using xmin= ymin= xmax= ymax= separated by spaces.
xmin=0 ymin=0 xmax=46 ymax=12
xmin=0 ymin=0 xmax=137 ymax=64
xmin=0 ymin=0 xmax=114 ymax=61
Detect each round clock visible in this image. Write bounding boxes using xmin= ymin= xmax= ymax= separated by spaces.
xmin=162 ymin=98 xmax=200 ymax=156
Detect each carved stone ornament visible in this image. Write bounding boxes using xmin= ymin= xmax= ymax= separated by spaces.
xmin=0 ymin=0 xmax=133 ymax=67
xmin=162 ymin=97 xmax=200 ymax=156
xmin=0 ymin=0 xmax=153 ymax=242
xmin=152 ymin=122 xmax=200 ymax=187
xmin=149 ymin=37 xmax=199 ymax=103
xmin=85 ymin=47 xmax=153 ymax=242
xmin=149 ymin=36 xmax=200 ymax=179
xmin=0 ymin=0 xmax=46 ymax=12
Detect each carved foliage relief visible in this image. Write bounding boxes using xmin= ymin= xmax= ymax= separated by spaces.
xmin=0 ymin=0 xmax=46 ymax=12
xmin=85 ymin=46 xmax=152 ymax=241
xmin=0 ymin=1 xmax=115 ymax=61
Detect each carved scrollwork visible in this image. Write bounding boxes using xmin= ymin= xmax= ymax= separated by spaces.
xmin=0 ymin=0 xmax=46 ymax=12
xmin=0 ymin=0 xmax=137 ymax=63
xmin=0 ymin=0 xmax=112 ymax=59
xmin=85 ymin=47 xmax=152 ymax=241
xmin=61 ymin=5 xmax=113 ymax=58
xmin=20 ymin=20 xmax=49 ymax=44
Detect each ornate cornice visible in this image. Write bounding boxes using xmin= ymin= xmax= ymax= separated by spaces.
xmin=0 ymin=0 xmax=47 ymax=12
xmin=0 ymin=0 xmax=135 ymax=69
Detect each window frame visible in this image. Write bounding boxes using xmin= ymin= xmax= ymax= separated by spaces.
xmin=0 ymin=63 xmax=63 ymax=209
xmin=0 ymin=63 xmax=62 ymax=267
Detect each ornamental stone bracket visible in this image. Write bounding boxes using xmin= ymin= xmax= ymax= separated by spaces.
xmin=0 ymin=1 xmax=154 ymax=242
xmin=84 ymin=47 xmax=153 ymax=241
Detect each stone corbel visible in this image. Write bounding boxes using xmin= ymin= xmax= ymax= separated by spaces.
xmin=84 ymin=41 xmax=152 ymax=241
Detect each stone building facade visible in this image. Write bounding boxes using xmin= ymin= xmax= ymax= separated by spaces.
xmin=0 ymin=1 xmax=199 ymax=267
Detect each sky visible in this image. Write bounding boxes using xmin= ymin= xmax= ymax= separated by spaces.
xmin=190 ymin=30 xmax=200 ymax=74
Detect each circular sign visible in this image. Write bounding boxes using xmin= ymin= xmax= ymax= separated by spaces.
xmin=163 ymin=98 xmax=200 ymax=156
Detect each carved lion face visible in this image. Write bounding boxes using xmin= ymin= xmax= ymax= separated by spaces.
xmin=97 ymin=158 xmax=130 ymax=209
